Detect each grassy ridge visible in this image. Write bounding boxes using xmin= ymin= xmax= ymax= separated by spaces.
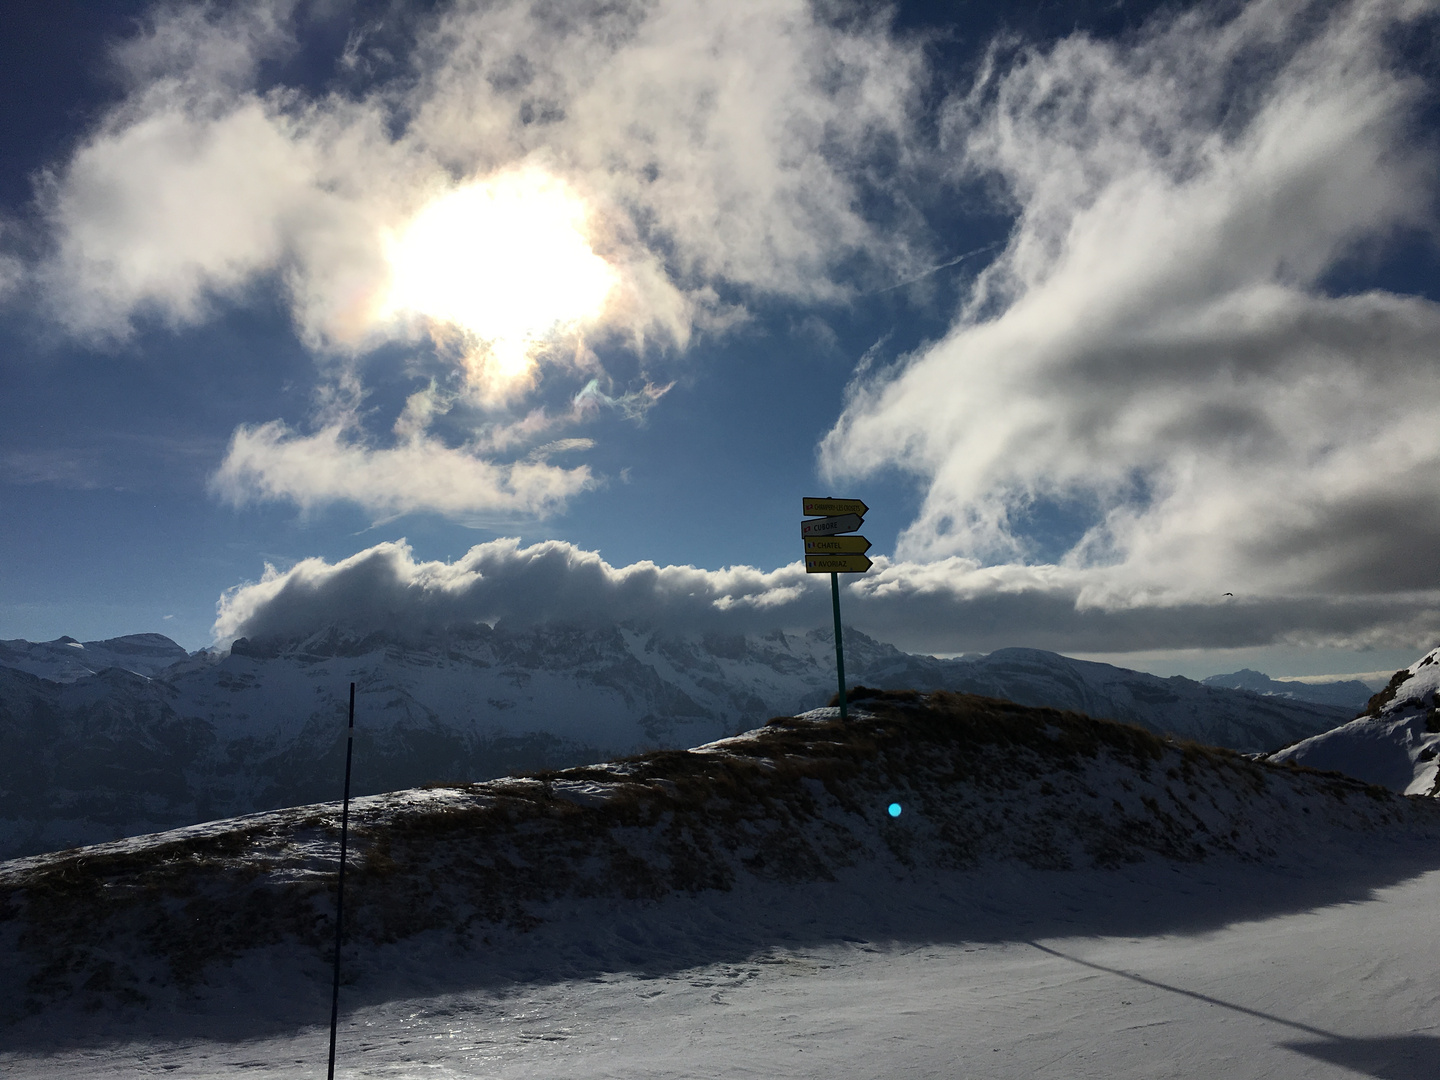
xmin=2 ymin=690 xmax=1431 ymax=1017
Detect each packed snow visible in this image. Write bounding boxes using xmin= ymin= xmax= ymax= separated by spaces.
xmin=6 ymin=852 xmax=1440 ymax=1078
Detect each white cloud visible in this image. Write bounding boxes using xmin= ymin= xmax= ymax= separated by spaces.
xmin=210 ymin=420 xmax=593 ymax=520
xmin=213 ymin=538 xmax=820 ymax=645
xmin=33 ymin=1 xmax=928 ymax=345
xmin=39 ymin=100 xmax=317 ymax=336
xmin=823 ymin=0 xmax=1440 ymax=613
xmin=213 ymin=538 xmax=1440 ymax=656
xmin=31 ymin=0 xmax=927 ymax=519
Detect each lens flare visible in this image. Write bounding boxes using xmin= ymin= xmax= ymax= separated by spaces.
xmin=383 ymin=167 xmax=616 ymax=393
xmin=888 ymin=802 xmax=902 ymax=818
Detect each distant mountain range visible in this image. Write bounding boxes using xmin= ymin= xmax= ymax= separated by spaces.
xmin=1200 ymin=668 xmax=1374 ymax=710
xmin=0 ymin=625 xmax=1362 ymax=860
xmin=0 ymin=633 xmax=188 ymax=683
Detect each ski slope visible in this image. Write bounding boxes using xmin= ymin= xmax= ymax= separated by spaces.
xmin=6 ymin=857 xmax=1439 ymax=1079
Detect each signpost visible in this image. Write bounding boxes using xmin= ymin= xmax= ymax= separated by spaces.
xmin=802 ymin=497 xmax=871 ymax=720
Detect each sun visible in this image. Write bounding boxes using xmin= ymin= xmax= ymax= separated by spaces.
xmin=383 ymin=167 xmax=616 ymax=391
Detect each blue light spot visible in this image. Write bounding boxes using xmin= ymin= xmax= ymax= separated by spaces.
xmin=887 ymin=802 xmax=902 ymax=818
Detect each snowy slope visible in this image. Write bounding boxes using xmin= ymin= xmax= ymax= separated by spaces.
xmin=3 ymin=689 xmax=1438 ymax=1080
xmin=1268 ymin=647 xmax=1440 ymax=794
xmin=0 ymin=625 xmax=1357 ymax=860
xmin=13 ymin=868 xmax=1440 ymax=1080
xmin=1 ymin=690 xmax=1429 ymax=1016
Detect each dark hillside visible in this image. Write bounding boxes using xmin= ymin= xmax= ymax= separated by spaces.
xmin=3 ymin=690 xmax=1435 ymax=1020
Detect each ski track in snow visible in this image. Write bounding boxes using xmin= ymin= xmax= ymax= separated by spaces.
xmin=7 ymin=857 xmax=1440 ymax=1080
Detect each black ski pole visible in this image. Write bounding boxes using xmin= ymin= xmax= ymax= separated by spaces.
xmin=327 ymin=682 xmax=355 ymax=1080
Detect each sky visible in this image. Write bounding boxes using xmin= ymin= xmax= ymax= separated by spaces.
xmin=2 ymin=0 xmax=1439 ymax=680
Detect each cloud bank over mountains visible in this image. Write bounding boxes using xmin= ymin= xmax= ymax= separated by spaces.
xmin=216 ymin=539 xmax=1440 ymax=656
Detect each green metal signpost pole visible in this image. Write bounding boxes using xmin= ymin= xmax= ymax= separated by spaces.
xmin=830 ymin=571 xmax=847 ymax=720
xmin=804 ymin=497 xmax=868 ymax=720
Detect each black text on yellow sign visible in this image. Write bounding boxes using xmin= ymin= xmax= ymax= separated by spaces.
xmin=804 ymin=535 xmax=871 ymax=556
xmin=800 ymin=513 xmax=863 ymax=537
xmin=805 ymin=554 xmax=873 ymax=574
xmin=803 ymin=497 xmax=869 ymax=517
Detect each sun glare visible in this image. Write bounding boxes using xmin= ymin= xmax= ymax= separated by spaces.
xmin=384 ymin=168 xmax=616 ymax=390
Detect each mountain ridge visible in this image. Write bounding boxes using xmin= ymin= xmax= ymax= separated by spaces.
xmin=0 ymin=633 xmax=189 ymax=683
xmin=0 ymin=625 xmax=1359 ymax=860
xmin=1201 ymin=668 xmax=1374 ymax=710
xmin=3 ymin=689 xmax=1432 ymax=1021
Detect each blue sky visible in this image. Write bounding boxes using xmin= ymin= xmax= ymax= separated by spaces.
xmin=2 ymin=0 xmax=1439 ymax=680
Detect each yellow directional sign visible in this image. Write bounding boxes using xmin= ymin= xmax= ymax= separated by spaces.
xmin=803 ymin=497 xmax=869 ymax=517
xmin=805 ymin=554 xmax=873 ymax=574
xmin=801 ymin=513 xmax=863 ymax=537
xmin=804 ymin=535 xmax=871 ymax=555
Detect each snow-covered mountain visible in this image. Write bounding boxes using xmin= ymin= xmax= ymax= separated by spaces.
xmin=1268 ymin=648 xmax=1440 ymax=794
xmin=901 ymin=646 xmax=1353 ymax=751
xmin=1201 ymin=668 xmax=1375 ymax=710
xmin=0 ymin=625 xmax=1357 ymax=860
xmin=0 ymin=633 xmax=188 ymax=683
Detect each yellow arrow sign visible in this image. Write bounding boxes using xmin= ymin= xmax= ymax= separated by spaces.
xmin=804 ymin=535 xmax=871 ymax=555
xmin=801 ymin=513 xmax=863 ymax=537
xmin=805 ymin=554 xmax=873 ymax=574
xmin=803 ymin=497 xmax=869 ymax=517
